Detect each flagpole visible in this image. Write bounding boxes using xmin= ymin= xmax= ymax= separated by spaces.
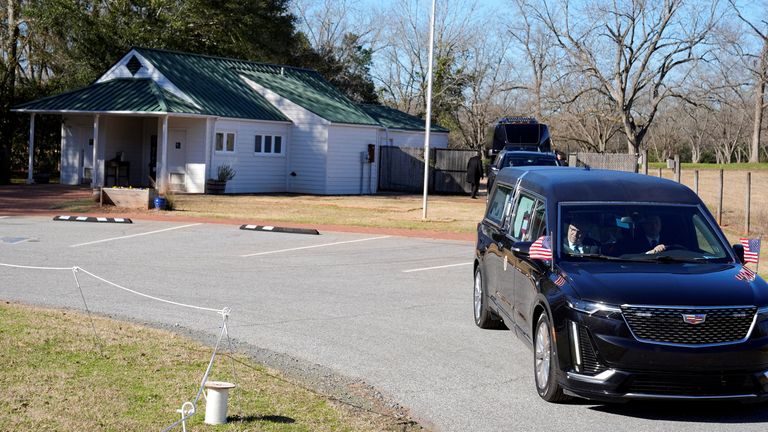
xmin=421 ymin=0 xmax=436 ymax=220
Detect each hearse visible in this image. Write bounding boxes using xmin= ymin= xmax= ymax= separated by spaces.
xmin=474 ymin=166 xmax=768 ymax=402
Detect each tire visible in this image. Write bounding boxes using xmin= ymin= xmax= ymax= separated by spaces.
xmin=533 ymin=312 xmax=570 ymax=402
xmin=473 ymin=266 xmax=503 ymax=329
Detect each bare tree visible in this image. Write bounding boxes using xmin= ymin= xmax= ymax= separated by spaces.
xmin=454 ymin=15 xmax=520 ymax=150
xmin=375 ymin=0 xmax=479 ymax=119
xmin=729 ymin=0 xmax=767 ymax=163
xmin=531 ymin=0 xmax=718 ymax=164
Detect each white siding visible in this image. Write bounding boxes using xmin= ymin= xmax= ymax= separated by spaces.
xmin=386 ymin=130 xmax=449 ymax=149
xmin=211 ymin=118 xmax=290 ymax=193
xmin=241 ymin=76 xmax=328 ymax=194
xmin=167 ymin=117 xmax=207 ymax=192
xmin=327 ymin=125 xmax=379 ymax=194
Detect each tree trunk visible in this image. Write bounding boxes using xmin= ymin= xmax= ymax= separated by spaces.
xmin=0 ymin=0 xmax=20 ymax=184
xmin=749 ymin=32 xmax=767 ymax=164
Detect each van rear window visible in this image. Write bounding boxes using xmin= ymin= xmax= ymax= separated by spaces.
xmin=503 ymin=124 xmax=540 ymax=144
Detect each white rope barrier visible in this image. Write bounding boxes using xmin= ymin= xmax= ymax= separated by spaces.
xmin=1 ymin=261 xmax=235 ymax=430
xmin=0 ymin=262 xmax=73 ymax=271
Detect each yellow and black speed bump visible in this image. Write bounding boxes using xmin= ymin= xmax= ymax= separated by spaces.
xmin=239 ymin=224 xmax=319 ymax=235
xmin=54 ymin=215 xmax=133 ymax=224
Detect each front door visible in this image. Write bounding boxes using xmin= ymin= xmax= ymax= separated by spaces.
xmin=148 ymin=135 xmax=157 ymax=183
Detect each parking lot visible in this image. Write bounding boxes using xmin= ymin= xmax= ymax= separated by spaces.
xmin=2 ymin=215 xmax=768 ymax=431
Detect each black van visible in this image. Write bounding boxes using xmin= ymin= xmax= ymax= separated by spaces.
xmin=486 ymin=117 xmax=551 ymax=157
xmin=474 ymin=166 xmax=768 ymax=403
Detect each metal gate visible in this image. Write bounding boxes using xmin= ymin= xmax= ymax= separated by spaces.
xmin=378 ymin=146 xmax=475 ymax=194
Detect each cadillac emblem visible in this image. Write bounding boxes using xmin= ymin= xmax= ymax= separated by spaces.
xmin=682 ymin=313 xmax=706 ymax=325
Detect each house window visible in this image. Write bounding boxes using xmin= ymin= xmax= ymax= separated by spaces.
xmin=254 ymin=135 xmax=283 ymax=155
xmin=216 ymin=132 xmax=235 ymax=152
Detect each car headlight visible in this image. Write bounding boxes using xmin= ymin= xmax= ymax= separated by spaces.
xmin=758 ymin=306 xmax=768 ymax=318
xmin=567 ymin=298 xmax=622 ymax=318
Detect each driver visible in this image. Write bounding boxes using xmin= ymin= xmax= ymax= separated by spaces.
xmin=637 ymin=214 xmax=669 ymax=254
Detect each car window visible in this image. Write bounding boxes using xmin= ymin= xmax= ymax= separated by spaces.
xmin=507 ymin=157 xmax=558 ymax=167
xmin=526 ymin=200 xmax=547 ymax=241
xmin=692 ymin=214 xmax=724 ymax=255
xmin=486 ymin=185 xmax=513 ymax=225
xmin=509 ymin=194 xmax=537 ymax=240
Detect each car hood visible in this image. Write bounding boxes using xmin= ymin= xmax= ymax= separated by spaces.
xmin=558 ymin=262 xmax=768 ymax=307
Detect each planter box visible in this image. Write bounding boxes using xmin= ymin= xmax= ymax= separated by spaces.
xmin=206 ymin=180 xmax=227 ymax=195
xmin=101 ymin=188 xmax=157 ymax=210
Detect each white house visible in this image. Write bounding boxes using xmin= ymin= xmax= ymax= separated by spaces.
xmin=14 ymin=48 xmax=449 ymax=194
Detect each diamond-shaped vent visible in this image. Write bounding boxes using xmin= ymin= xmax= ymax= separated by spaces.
xmin=126 ymin=55 xmax=142 ymax=75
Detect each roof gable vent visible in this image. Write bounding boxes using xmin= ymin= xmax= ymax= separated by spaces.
xmin=126 ymin=55 xmax=142 ymax=75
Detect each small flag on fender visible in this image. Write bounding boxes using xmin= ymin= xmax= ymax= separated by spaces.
xmin=735 ymin=266 xmax=756 ymax=282
xmin=530 ymin=235 xmax=553 ymax=260
xmin=740 ymin=237 xmax=761 ymax=264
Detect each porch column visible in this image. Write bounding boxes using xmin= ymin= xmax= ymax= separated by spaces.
xmin=204 ymin=117 xmax=213 ymax=181
xmin=158 ymin=115 xmax=169 ymax=192
xmin=26 ymin=113 xmax=35 ymax=184
xmin=91 ymin=114 xmax=101 ymax=188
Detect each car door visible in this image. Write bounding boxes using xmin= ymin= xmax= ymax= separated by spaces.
xmin=497 ymin=193 xmax=536 ymax=326
xmin=512 ymin=198 xmax=547 ymax=341
xmin=480 ymin=184 xmax=515 ymax=313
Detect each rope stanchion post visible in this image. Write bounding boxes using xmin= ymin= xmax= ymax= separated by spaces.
xmin=1 ymin=261 xmax=233 ymax=432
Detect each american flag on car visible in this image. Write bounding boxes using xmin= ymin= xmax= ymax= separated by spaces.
xmin=735 ymin=266 xmax=756 ymax=282
xmin=740 ymin=237 xmax=760 ymax=264
xmin=530 ymin=235 xmax=553 ymax=260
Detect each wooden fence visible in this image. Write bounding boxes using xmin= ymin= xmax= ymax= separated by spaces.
xmin=568 ymin=152 xmax=639 ymax=172
xmin=378 ymin=146 xmax=476 ymax=194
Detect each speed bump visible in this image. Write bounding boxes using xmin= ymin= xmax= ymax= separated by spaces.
xmin=239 ymin=224 xmax=319 ymax=235
xmin=54 ymin=215 xmax=133 ymax=224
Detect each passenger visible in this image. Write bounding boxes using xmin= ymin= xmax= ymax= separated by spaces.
xmin=562 ymin=218 xmax=600 ymax=255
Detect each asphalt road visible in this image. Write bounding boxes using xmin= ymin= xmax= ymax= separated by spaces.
xmin=1 ymin=215 xmax=767 ymax=431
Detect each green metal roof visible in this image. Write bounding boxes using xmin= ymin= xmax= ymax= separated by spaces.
xmin=133 ymin=48 xmax=289 ymax=121
xmin=359 ymin=104 xmax=449 ymax=132
xmin=14 ymin=47 xmax=453 ymax=132
xmin=237 ymin=68 xmax=380 ymax=126
xmin=14 ymin=78 xmax=204 ymax=114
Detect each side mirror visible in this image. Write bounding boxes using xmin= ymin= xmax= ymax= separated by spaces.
xmin=733 ymin=244 xmax=745 ymax=264
xmin=511 ymin=241 xmax=532 ymax=256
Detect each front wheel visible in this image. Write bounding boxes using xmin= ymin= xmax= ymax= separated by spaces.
xmin=533 ymin=312 xmax=570 ymax=402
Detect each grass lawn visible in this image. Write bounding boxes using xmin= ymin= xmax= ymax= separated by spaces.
xmin=168 ymin=193 xmax=486 ymax=234
xmin=0 ymin=303 xmax=417 ymax=432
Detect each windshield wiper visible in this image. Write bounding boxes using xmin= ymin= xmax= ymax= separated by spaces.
xmin=566 ymin=253 xmax=647 ymax=262
xmin=639 ymin=255 xmax=702 ymax=263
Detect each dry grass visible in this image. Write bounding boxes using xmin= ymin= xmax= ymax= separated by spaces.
xmin=171 ymin=193 xmax=487 ymax=234
xmin=0 ymin=302 xmax=419 ymax=432
xmin=652 ymin=169 xmax=768 ymax=236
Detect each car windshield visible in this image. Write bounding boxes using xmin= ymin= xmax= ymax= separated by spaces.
xmin=505 ymin=156 xmax=557 ymax=167
xmin=558 ymin=204 xmax=730 ymax=262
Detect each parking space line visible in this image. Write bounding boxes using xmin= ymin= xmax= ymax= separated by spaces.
xmin=241 ymin=235 xmax=391 ymax=257
xmin=69 ymin=223 xmax=203 ymax=248
xmin=402 ymin=262 xmax=473 ymax=273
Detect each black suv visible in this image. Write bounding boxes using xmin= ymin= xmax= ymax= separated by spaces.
xmin=474 ymin=166 xmax=768 ymax=403
xmin=486 ymin=150 xmax=560 ymax=192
